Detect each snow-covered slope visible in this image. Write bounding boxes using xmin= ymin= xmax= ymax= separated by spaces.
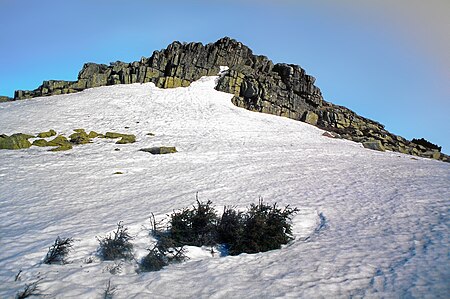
xmin=1 ymin=74 xmax=449 ymax=298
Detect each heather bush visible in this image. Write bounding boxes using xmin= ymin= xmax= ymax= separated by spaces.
xmin=163 ymin=197 xmax=298 ymax=255
xmin=169 ymin=199 xmax=218 ymax=246
xmin=97 ymin=222 xmax=133 ymax=260
xmin=43 ymin=236 xmax=74 ymax=264
xmin=222 ymin=199 xmax=298 ymax=255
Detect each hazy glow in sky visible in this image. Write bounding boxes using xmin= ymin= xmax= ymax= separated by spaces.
xmin=0 ymin=0 xmax=449 ymax=152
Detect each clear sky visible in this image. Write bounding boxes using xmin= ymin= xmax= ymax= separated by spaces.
xmin=1 ymin=0 xmax=449 ymax=153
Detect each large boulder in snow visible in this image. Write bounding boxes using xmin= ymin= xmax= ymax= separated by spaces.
xmin=37 ymin=129 xmax=57 ymax=138
xmin=140 ymin=147 xmax=177 ymax=155
xmin=104 ymin=132 xmax=136 ymax=144
xmin=69 ymin=130 xmax=92 ymax=145
xmin=0 ymin=133 xmax=33 ymax=150
xmin=47 ymin=135 xmax=70 ymax=147
xmin=363 ymin=140 xmax=385 ymax=152
xmin=0 ymin=96 xmax=12 ymax=102
xmin=32 ymin=139 xmax=49 ymax=147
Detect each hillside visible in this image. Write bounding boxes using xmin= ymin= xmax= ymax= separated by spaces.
xmin=0 ymin=73 xmax=449 ymax=298
xmin=3 ymin=37 xmax=448 ymax=162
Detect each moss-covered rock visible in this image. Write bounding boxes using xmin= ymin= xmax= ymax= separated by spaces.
xmin=0 ymin=133 xmax=33 ymax=150
xmin=116 ymin=135 xmax=136 ymax=144
xmin=302 ymin=111 xmax=319 ymax=126
xmin=139 ymin=147 xmax=177 ymax=155
xmin=47 ymin=135 xmax=70 ymax=147
xmin=73 ymin=128 xmax=86 ymax=133
xmin=104 ymin=132 xmax=136 ymax=144
xmin=37 ymin=129 xmax=57 ymax=138
xmin=88 ymin=131 xmax=99 ymax=138
xmin=362 ymin=140 xmax=385 ymax=152
xmin=105 ymin=132 xmax=125 ymax=139
xmin=32 ymin=139 xmax=49 ymax=147
xmin=69 ymin=131 xmax=91 ymax=144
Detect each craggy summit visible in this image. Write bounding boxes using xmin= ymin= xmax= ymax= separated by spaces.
xmin=4 ymin=37 xmax=447 ymax=161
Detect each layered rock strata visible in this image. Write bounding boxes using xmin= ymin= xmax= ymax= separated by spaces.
xmin=7 ymin=37 xmax=448 ymax=161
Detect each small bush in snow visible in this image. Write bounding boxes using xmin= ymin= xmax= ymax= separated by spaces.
xmin=43 ymin=236 xmax=74 ymax=264
xmin=140 ymin=245 xmax=168 ymax=272
xmin=140 ymin=215 xmax=188 ymax=272
xmin=219 ymin=199 xmax=298 ymax=255
xmin=217 ymin=206 xmax=245 ymax=246
xmin=102 ymin=279 xmax=116 ymax=299
xmin=162 ymin=197 xmax=298 ymax=256
xmin=16 ymin=279 xmax=42 ymax=299
xmin=97 ymin=222 xmax=133 ymax=260
xmin=169 ymin=198 xmax=218 ymax=246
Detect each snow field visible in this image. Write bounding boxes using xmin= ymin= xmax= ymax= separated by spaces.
xmin=0 ymin=75 xmax=449 ymax=298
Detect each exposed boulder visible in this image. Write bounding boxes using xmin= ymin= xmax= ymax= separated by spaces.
xmin=37 ymin=129 xmax=57 ymax=138
xmin=363 ymin=140 xmax=386 ymax=152
xmin=88 ymin=131 xmax=99 ymax=138
xmin=47 ymin=135 xmax=70 ymax=147
xmin=140 ymin=147 xmax=177 ymax=155
xmin=0 ymin=96 xmax=12 ymax=102
xmin=0 ymin=133 xmax=33 ymax=150
xmin=104 ymin=132 xmax=136 ymax=144
xmin=105 ymin=132 xmax=126 ymax=139
xmin=116 ymin=135 xmax=136 ymax=144
xmin=302 ymin=111 xmax=319 ymax=125
xmin=69 ymin=130 xmax=92 ymax=145
xmin=32 ymin=139 xmax=49 ymax=147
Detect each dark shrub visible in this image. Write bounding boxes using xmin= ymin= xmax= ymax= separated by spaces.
xmin=43 ymin=236 xmax=74 ymax=264
xmin=16 ymin=279 xmax=42 ymax=299
xmin=169 ymin=199 xmax=218 ymax=246
xmin=97 ymin=222 xmax=133 ymax=260
xmin=141 ymin=215 xmax=188 ymax=272
xmin=217 ymin=206 xmax=245 ymax=246
xmin=140 ymin=246 xmax=168 ymax=272
xmin=147 ymin=197 xmax=299 ymax=269
xmin=219 ymin=199 xmax=298 ymax=255
xmin=103 ymin=279 xmax=116 ymax=299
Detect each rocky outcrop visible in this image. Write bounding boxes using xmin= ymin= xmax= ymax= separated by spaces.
xmin=0 ymin=96 xmax=12 ymax=103
xmin=4 ymin=37 xmax=448 ymax=162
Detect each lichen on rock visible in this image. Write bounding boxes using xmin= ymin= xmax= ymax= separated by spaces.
xmin=47 ymin=135 xmax=70 ymax=147
xmin=32 ymin=139 xmax=49 ymax=147
xmin=37 ymin=129 xmax=57 ymax=138
xmin=0 ymin=133 xmax=33 ymax=150
xmin=139 ymin=147 xmax=177 ymax=155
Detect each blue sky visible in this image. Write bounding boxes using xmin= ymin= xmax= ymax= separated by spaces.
xmin=1 ymin=0 xmax=449 ymax=153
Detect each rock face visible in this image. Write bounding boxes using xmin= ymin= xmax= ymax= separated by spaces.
xmin=0 ymin=96 xmax=12 ymax=103
xmin=4 ymin=37 xmax=448 ymax=161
